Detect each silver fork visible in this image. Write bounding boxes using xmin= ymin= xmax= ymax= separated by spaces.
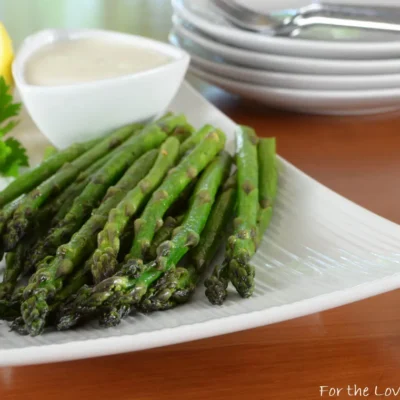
xmin=211 ymin=0 xmax=282 ymax=34
xmin=212 ymin=0 xmax=400 ymax=36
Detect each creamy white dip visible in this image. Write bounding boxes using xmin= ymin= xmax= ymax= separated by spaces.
xmin=25 ymin=38 xmax=171 ymax=86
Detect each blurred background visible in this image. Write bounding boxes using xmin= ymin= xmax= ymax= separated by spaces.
xmin=2 ymin=0 xmax=400 ymax=48
xmin=0 ymin=0 xmax=174 ymax=48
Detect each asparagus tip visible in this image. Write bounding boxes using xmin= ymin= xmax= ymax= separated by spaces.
xmin=56 ymin=285 xmax=93 ymax=330
xmin=204 ymin=262 xmax=230 ymax=305
xmin=228 ymin=260 xmax=255 ymax=298
xmin=10 ymin=317 xmax=29 ymax=335
xmin=92 ymin=250 xmax=118 ymax=284
xmin=0 ymin=298 xmax=21 ymax=321
xmin=3 ymin=228 xmax=24 ymax=252
xmin=204 ymin=276 xmax=228 ymax=305
xmin=141 ymin=268 xmax=195 ymax=312
xmin=99 ymin=303 xmax=131 ymax=328
xmin=0 ymin=282 xmax=13 ymax=301
xmin=21 ymin=292 xmax=49 ymax=336
xmin=118 ymin=258 xmax=145 ymax=278
xmin=57 ymin=313 xmax=81 ymax=331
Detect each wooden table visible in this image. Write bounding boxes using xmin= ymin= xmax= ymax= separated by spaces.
xmin=2 ymin=1 xmax=400 ymax=398
xmin=1 ymin=84 xmax=400 ymax=400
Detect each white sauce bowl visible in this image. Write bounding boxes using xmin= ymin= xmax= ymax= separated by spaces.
xmin=13 ymin=29 xmax=190 ymax=149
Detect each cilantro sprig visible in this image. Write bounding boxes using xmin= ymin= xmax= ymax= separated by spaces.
xmin=0 ymin=76 xmax=29 ymax=177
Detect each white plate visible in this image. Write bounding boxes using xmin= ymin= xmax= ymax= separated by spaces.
xmin=170 ymin=31 xmax=400 ymax=91
xmin=188 ymin=64 xmax=400 ymax=115
xmin=171 ymin=0 xmax=400 ymax=59
xmin=2 ymin=82 xmax=400 ymax=366
xmin=172 ymin=17 xmax=400 ymax=76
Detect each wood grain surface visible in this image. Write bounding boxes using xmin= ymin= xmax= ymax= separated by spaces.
xmin=1 ymin=83 xmax=400 ymax=399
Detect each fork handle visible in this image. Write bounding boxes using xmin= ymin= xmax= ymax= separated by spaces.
xmin=318 ymin=3 xmax=400 ymax=19
xmin=301 ymin=3 xmax=400 ymax=24
xmin=288 ymin=2 xmax=400 ymax=33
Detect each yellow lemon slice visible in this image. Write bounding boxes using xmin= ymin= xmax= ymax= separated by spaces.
xmin=0 ymin=22 xmax=14 ymax=87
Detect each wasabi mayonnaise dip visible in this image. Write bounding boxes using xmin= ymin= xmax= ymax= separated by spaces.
xmin=25 ymin=37 xmax=171 ymax=86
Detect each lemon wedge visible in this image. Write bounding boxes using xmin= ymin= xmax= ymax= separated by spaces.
xmin=0 ymin=22 xmax=14 ymax=87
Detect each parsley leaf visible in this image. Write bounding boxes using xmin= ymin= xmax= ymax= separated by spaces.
xmin=0 ymin=140 xmax=12 ymax=165
xmin=0 ymin=137 xmax=29 ymax=177
xmin=0 ymin=76 xmax=29 ymax=178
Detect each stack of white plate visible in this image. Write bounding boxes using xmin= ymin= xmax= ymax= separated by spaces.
xmin=170 ymin=0 xmax=400 ymax=115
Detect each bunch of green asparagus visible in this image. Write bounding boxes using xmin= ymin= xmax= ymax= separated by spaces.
xmin=0 ymin=114 xmax=277 ymax=336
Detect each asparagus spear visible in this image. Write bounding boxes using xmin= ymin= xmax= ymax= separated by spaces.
xmin=145 ymin=173 xmax=237 ymax=310
xmin=129 ymin=129 xmax=226 ymax=262
xmin=92 ymin=137 xmax=180 ymax=283
xmin=9 ymin=255 xmax=95 ymax=331
xmin=0 ymin=138 xmax=101 ymax=208
xmin=256 ymin=138 xmax=277 ymax=246
xmin=57 ymin=152 xmax=231 ymax=329
xmin=49 ymin=180 xmax=93 ymax=228
xmin=46 ymin=151 xmax=115 ymax=226
xmin=28 ymin=115 xmax=181 ymax=268
xmin=19 ymin=150 xmax=158 ymax=335
xmin=75 ymin=151 xmax=115 ymax=180
xmin=210 ymin=137 xmax=277 ymax=304
xmin=0 ymin=241 xmax=32 ymax=300
xmin=0 ymin=199 xmax=20 ymax=260
xmin=206 ymin=138 xmax=278 ymax=306
xmin=147 ymin=214 xmax=185 ymax=261
xmin=0 ymin=283 xmax=28 ymax=321
xmin=171 ymin=123 xmax=195 ymax=143
xmin=0 ymin=150 xmax=107 ymax=260
xmin=24 ymin=153 xmax=117 ymax=273
xmin=155 ymin=153 xmax=230 ymax=271
xmin=193 ymin=173 xmax=236 ymax=271
xmin=25 ymin=149 xmax=157 ymax=283
xmin=54 ymin=258 xmax=93 ymax=307
xmin=139 ymin=266 xmax=197 ymax=312
xmin=228 ymin=126 xmax=259 ymax=298
xmin=0 ymin=252 xmax=19 ymax=300
xmin=199 ymin=173 xmax=237 ymax=305
xmin=3 ymin=123 xmax=141 ymax=251
xmin=0 ymin=178 xmax=78 ymax=298
xmin=204 ymin=261 xmax=230 ymax=306
xmin=117 ymin=221 xmax=135 ymax=263
xmin=0 ymin=200 xmax=19 ymax=237
xmin=179 ymin=124 xmax=215 ymax=157
xmin=0 ymin=144 xmax=109 ymax=260
xmin=164 ymin=178 xmax=197 ymax=218
xmin=104 ymin=152 xmax=231 ymax=324
xmin=24 ymin=183 xmax=87 ymax=276
xmin=0 ymin=298 xmax=20 ymax=321
xmin=20 ymin=257 xmax=96 ymax=331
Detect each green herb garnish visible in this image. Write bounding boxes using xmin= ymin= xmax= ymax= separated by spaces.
xmin=0 ymin=76 xmax=29 ymax=177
